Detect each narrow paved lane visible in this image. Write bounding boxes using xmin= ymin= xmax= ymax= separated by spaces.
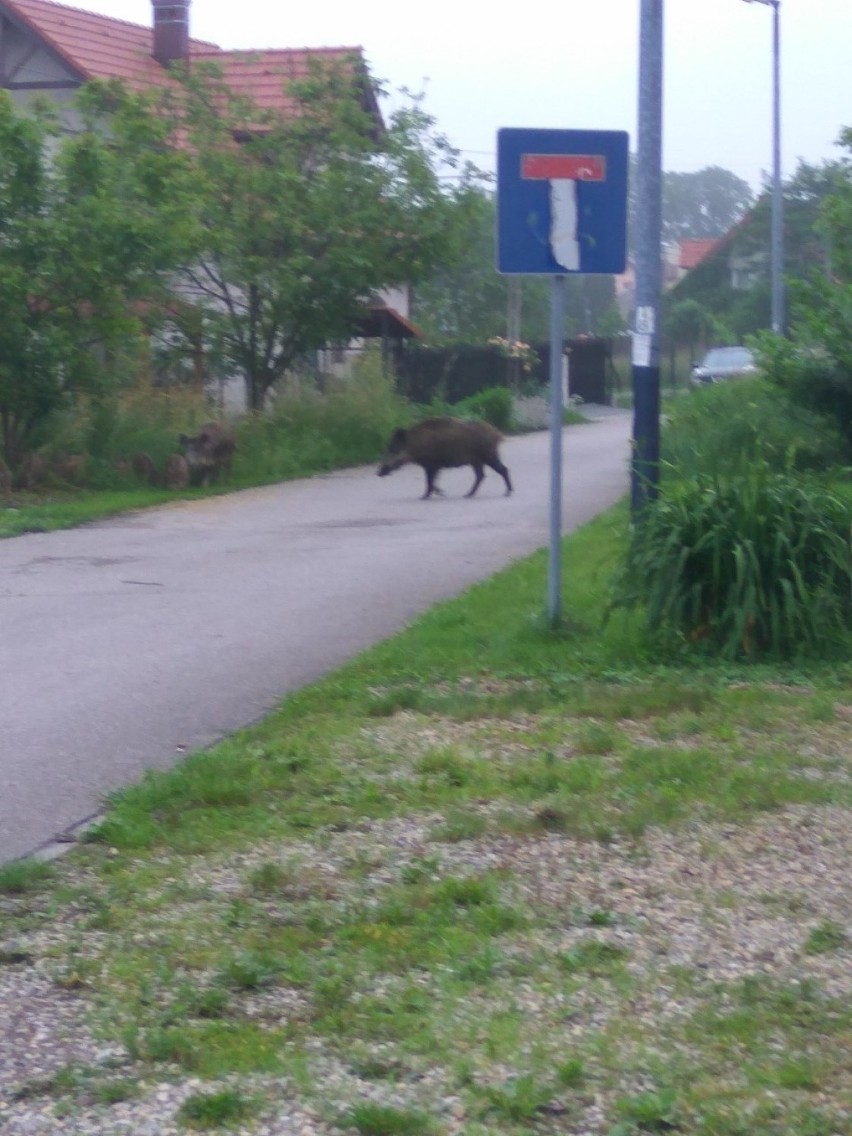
xmin=0 ymin=415 xmax=631 ymax=862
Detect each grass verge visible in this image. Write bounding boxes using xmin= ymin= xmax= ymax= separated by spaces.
xmin=1 ymin=506 xmax=850 ymax=1135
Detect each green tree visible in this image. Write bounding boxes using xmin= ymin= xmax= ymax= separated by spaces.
xmin=755 ymin=132 xmax=852 ymax=452
xmin=627 ymin=160 xmax=754 ymax=254
xmin=411 ymin=183 xmax=507 ymax=343
xmin=0 ymin=89 xmax=192 ymax=466
xmin=662 ymin=166 xmax=754 ymax=242
xmin=662 ymin=298 xmax=712 ymax=369
xmin=665 ymin=158 xmax=848 ymax=341
xmin=114 ymin=64 xmax=468 ymax=411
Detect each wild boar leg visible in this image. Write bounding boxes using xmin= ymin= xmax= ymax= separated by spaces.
xmin=488 ymin=458 xmax=513 ymax=495
xmin=465 ymin=463 xmax=486 ymax=497
xmin=422 ymin=464 xmax=443 ymax=499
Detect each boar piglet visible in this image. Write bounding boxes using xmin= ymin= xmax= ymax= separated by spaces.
xmin=178 ymin=421 xmax=236 ymax=487
xmin=377 ymin=416 xmax=512 ymax=499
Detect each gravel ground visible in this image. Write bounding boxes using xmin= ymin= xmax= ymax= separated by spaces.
xmin=2 ymin=795 xmax=851 ymax=1134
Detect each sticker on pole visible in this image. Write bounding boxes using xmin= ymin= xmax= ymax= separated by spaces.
xmin=497 ymin=128 xmax=628 ymax=275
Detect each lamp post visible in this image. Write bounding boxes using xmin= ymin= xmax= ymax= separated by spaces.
xmin=742 ymin=0 xmax=783 ymax=334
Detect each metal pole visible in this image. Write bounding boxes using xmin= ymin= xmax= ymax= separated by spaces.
xmin=743 ymin=0 xmax=784 ymax=334
xmin=770 ymin=0 xmax=784 ymax=334
xmin=548 ymin=274 xmax=566 ymax=626
xmin=630 ymin=0 xmax=664 ymax=516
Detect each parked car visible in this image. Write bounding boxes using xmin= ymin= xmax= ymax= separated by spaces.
xmin=690 ymin=345 xmax=757 ymax=387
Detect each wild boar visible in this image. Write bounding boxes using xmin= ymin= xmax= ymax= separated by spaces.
xmin=178 ymin=421 xmax=236 ymax=487
xmin=377 ymin=416 xmax=512 ymax=499
xmin=162 ymin=453 xmax=190 ymax=490
xmin=131 ymin=451 xmax=158 ymax=485
xmin=15 ymin=452 xmax=47 ymax=491
xmin=50 ymin=453 xmax=88 ymax=485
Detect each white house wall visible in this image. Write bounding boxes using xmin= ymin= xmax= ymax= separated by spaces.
xmin=1 ymin=14 xmax=82 ymax=130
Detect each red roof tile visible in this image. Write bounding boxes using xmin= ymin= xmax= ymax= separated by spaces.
xmin=2 ymin=0 xmax=219 ymax=86
xmin=192 ymin=47 xmax=376 ymax=118
xmin=1 ymin=0 xmax=379 ymax=121
xmin=678 ymin=238 xmax=719 ymax=271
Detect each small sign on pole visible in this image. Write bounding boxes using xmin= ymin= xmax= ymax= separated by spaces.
xmin=496 ymin=128 xmax=628 ymax=625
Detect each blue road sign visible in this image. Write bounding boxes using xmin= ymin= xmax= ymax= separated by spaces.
xmin=497 ymin=127 xmax=629 ymax=275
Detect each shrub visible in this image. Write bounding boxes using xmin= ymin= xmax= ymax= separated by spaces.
xmin=754 ymin=280 xmax=852 ymax=456
xmin=236 ymin=347 xmax=411 ymax=482
xmin=663 ymin=376 xmax=846 ymax=476
xmin=609 ymin=466 xmax=852 ymax=660
xmin=454 ymin=385 xmax=514 ymax=431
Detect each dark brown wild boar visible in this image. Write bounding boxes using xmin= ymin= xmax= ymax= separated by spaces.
xmin=51 ymin=453 xmax=88 ymax=485
xmin=377 ymin=417 xmax=512 ymax=499
xmin=162 ymin=453 xmax=190 ymax=490
xmin=131 ymin=451 xmax=158 ymax=485
xmin=178 ymin=421 xmax=236 ymax=487
xmin=15 ymin=452 xmax=47 ymax=491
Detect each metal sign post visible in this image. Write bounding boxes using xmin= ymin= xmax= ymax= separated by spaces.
xmin=497 ymin=128 xmax=628 ymax=626
xmin=548 ymin=275 xmax=567 ymax=624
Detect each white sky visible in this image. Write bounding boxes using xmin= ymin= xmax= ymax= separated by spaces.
xmin=65 ymin=1 xmax=851 ymax=192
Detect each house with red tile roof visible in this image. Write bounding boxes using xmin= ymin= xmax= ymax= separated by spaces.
xmin=0 ymin=0 xmax=381 ymax=127
xmin=671 ymin=208 xmax=768 ymax=297
xmin=0 ymin=0 xmax=421 ymax=402
xmin=678 ymin=238 xmax=720 ymax=275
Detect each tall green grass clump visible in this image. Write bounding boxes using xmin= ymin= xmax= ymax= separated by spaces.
xmin=610 ymin=465 xmax=852 ymax=660
xmin=235 ymin=348 xmax=411 ymax=482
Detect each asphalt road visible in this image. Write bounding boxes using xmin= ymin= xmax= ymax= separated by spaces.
xmin=0 ymin=413 xmax=631 ymax=863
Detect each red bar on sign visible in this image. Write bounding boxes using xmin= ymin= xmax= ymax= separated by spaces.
xmin=521 ymin=154 xmax=606 ymax=181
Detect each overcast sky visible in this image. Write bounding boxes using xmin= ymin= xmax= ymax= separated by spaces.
xmin=66 ymin=1 xmax=850 ymax=193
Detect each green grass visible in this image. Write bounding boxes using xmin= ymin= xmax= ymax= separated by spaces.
xmin=342 ymin=1102 xmax=441 ymax=1135
xmin=0 ymin=488 xmax=180 ymax=538
xmin=177 ymin=1088 xmax=259 ymax=1129
xmin=3 ymin=499 xmax=851 ymax=1135
xmin=0 ymin=857 xmax=54 ymax=893
xmin=803 ymin=920 xmax=849 ymax=955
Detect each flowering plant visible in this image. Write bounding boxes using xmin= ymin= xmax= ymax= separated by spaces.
xmin=487 ymin=336 xmax=540 ymax=374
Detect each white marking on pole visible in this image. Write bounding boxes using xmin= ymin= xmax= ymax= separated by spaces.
xmin=632 ymin=332 xmax=653 ymax=367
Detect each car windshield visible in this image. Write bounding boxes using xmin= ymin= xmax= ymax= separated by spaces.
xmin=702 ymin=347 xmax=754 ymax=368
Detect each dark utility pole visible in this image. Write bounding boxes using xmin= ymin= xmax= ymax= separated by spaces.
xmin=630 ymin=0 xmax=664 ymax=515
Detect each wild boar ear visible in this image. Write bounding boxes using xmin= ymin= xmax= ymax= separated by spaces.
xmin=390 ymin=427 xmax=407 ymax=444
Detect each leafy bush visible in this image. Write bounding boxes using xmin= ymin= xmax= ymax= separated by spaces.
xmin=454 ymin=385 xmax=514 ymax=431
xmin=609 ymin=466 xmax=852 ymax=660
xmin=757 ymin=324 xmax=852 ymax=457
xmin=663 ymin=376 xmax=846 ymax=476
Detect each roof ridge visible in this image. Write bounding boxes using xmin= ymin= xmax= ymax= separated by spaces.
xmin=194 ymin=45 xmax=366 ymax=57
xmin=5 ymin=0 xmax=149 ymax=33
xmin=3 ymin=0 xmax=220 ymax=48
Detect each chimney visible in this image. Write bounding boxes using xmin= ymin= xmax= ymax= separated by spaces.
xmin=152 ymin=1 xmax=190 ymax=69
